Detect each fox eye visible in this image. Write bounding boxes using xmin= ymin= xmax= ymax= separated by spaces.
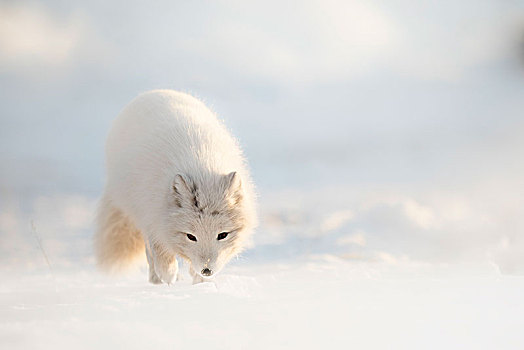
xmin=186 ymin=233 xmax=197 ymax=242
xmin=217 ymin=232 xmax=229 ymax=241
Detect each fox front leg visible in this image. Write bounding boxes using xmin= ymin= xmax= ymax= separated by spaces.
xmin=189 ymin=266 xmax=205 ymax=284
xmin=145 ymin=241 xmax=161 ymax=284
xmin=146 ymin=245 xmax=162 ymax=284
xmin=145 ymin=239 xmax=178 ymax=285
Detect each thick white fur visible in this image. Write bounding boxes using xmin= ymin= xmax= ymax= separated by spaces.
xmin=95 ymin=90 xmax=257 ymax=284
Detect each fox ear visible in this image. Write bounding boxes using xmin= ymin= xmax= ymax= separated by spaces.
xmin=224 ymin=171 xmax=242 ymax=205
xmin=172 ymin=174 xmax=193 ymax=207
xmin=224 ymin=171 xmax=241 ymax=192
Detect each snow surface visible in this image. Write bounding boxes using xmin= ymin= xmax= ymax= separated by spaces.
xmin=3 ymin=260 xmax=524 ymax=349
xmin=2 ymin=191 xmax=524 ymax=349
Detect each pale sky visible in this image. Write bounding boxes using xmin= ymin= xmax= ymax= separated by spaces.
xmin=1 ymin=0 xmax=523 ymax=196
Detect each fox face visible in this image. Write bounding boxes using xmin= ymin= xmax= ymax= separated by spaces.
xmin=164 ymin=172 xmax=248 ymax=278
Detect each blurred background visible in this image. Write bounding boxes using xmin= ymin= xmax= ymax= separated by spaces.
xmin=1 ymin=0 xmax=524 ymax=273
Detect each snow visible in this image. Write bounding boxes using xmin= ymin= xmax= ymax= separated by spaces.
xmin=1 ymin=191 xmax=524 ymax=349
xmin=2 ymin=260 xmax=523 ymax=349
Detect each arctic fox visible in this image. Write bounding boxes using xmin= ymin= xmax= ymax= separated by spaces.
xmin=95 ymin=90 xmax=257 ymax=284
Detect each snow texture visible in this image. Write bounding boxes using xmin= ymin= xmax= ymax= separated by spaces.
xmin=1 ymin=191 xmax=524 ymax=349
xmin=2 ymin=259 xmax=524 ymax=349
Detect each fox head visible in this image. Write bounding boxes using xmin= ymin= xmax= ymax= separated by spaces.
xmin=164 ymin=171 xmax=251 ymax=278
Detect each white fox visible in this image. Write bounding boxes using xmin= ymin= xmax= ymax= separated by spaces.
xmin=94 ymin=90 xmax=257 ymax=284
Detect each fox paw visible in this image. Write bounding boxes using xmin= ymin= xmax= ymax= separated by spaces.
xmin=148 ymin=271 xmax=163 ymax=284
xmin=154 ymin=257 xmax=178 ymax=284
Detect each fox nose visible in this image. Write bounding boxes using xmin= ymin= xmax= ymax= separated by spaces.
xmin=201 ymin=268 xmax=213 ymax=277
